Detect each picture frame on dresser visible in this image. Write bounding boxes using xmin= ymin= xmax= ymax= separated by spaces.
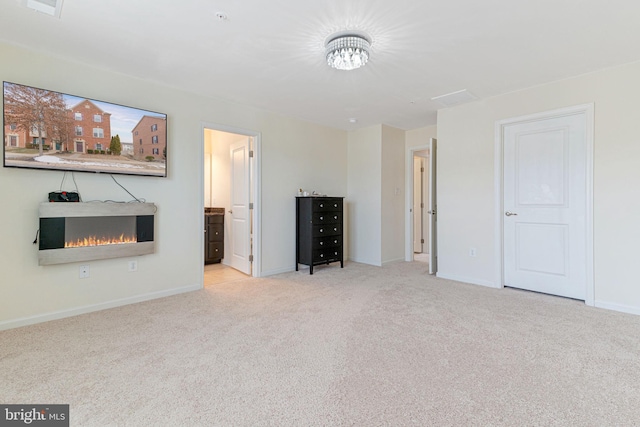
xmin=295 ymin=196 xmax=344 ymax=275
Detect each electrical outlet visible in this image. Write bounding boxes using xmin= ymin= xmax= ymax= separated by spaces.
xmin=469 ymin=248 xmax=477 ymax=257
xmin=79 ymin=264 xmax=90 ymax=279
xmin=128 ymin=260 xmax=138 ymax=272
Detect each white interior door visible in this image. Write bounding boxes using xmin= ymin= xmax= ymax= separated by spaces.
xmin=428 ymin=138 xmax=437 ymax=274
xmin=503 ymin=113 xmax=587 ymax=300
xmin=229 ymin=139 xmax=251 ymax=275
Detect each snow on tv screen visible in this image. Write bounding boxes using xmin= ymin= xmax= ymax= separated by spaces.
xmin=3 ymin=81 xmax=167 ymax=177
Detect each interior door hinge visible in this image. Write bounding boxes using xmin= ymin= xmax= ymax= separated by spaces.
xmin=249 ymin=254 xmax=254 ymax=262
xmin=249 ymin=150 xmax=254 ymax=158
xmin=420 ymin=202 xmax=424 ymax=208
xmin=249 ymin=203 xmax=253 ymax=209
xmin=421 ymin=239 xmax=424 ymax=244
xmin=421 ymin=167 xmax=424 ymax=172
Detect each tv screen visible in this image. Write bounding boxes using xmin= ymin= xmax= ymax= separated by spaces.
xmin=3 ymin=81 xmax=167 ymax=177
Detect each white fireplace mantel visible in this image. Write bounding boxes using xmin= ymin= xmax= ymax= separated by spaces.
xmin=39 ymin=201 xmax=156 ymax=218
xmin=38 ymin=202 xmax=156 ymax=266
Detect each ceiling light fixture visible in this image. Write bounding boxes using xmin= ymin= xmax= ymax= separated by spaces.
xmin=325 ymin=34 xmax=370 ymax=71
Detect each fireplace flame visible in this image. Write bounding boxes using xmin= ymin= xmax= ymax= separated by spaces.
xmin=65 ymin=234 xmax=137 ymax=248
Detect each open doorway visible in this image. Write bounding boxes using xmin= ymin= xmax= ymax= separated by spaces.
xmin=406 ymin=138 xmax=437 ymax=274
xmin=202 ymin=123 xmax=261 ymax=286
xmin=413 ymin=150 xmax=429 ymax=263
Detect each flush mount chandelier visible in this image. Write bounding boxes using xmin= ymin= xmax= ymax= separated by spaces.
xmin=325 ymin=33 xmax=371 ymax=71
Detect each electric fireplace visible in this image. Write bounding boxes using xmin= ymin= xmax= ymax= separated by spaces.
xmin=38 ymin=202 xmax=156 ymax=265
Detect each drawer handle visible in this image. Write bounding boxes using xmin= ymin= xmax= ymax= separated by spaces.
xmin=334 ymin=251 xmax=338 ymax=255
xmin=334 ymin=204 xmax=338 ymax=208
xmin=320 ymin=216 xmax=324 ymax=220
xmin=320 ymin=242 xmax=324 ymax=246
xmin=333 ymin=227 xmax=337 ymax=231
xmin=320 ymin=254 xmax=324 ymax=258
xmin=334 ymin=240 xmax=338 ymax=244
xmin=319 ymin=228 xmax=323 ymax=233
xmin=334 ymin=215 xmax=338 ymax=220
xmin=319 ymin=203 xmax=324 ymax=208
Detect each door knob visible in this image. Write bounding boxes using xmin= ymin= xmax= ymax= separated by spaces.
xmin=428 ymin=210 xmax=436 ymax=215
xmin=505 ymin=211 xmax=518 ymax=216
xmin=228 ymin=210 xmax=233 ymax=214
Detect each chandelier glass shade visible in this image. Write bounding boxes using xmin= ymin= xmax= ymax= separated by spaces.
xmin=325 ymin=35 xmax=370 ymax=71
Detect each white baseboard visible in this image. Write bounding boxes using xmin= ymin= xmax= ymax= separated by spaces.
xmin=594 ymin=300 xmax=640 ymax=316
xmin=0 ymin=283 xmax=202 ymax=331
xmin=347 ymin=256 xmax=382 ymax=267
xmin=261 ymin=266 xmax=296 ymax=277
xmin=382 ymin=257 xmax=405 ymax=266
xmin=436 ymin=272 xmax=499 ymax=289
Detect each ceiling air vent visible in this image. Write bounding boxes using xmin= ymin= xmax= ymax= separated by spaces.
xmin=23 ymin=0 xmax=64 ymax=18
xmin=431 ymin=89 xmax=477 ymax=107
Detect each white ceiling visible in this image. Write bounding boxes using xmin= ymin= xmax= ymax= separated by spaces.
xmin=2 ymin=0 xmax=640 ymax=130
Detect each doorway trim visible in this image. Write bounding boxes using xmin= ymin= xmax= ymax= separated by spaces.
xmin=200 ymin=122 xmax=262 ymax=278
xmin=405 ymin=144 xmax=430 ymax=262
xmin=493 ymin=103 xmax=594 ymax=305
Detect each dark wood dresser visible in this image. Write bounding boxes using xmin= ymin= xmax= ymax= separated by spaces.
xmin=205 ymin=208 xmax=224 ymax=264
xmin=296 ymin=196 xmax=344 ymax=274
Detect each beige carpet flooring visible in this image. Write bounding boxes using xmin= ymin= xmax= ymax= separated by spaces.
xmin=2 ymin=261 xmax=640 ymax=426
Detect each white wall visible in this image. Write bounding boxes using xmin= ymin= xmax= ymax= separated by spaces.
xmin=347 ymin=125 xmax=406 ymax=266
xmin=347 ymin=126 xmax=382 ymax=265
xmin=260 ymin=117 xmax=348 ymax=274
xmin=0 ymin=41 xmax=348 ymax=328
xmin=436 ymin=106 xmax=495 ymax=286
xmin=381 ymin=125 xmax=405 ymax=264
xmin=406 ymin=125 xmax=437 ymax=150
xmin=437 ymin=60 xmax=640 ymax=313
xmin=203 ymin=129 xmax=239 ymax=210
xmin=204 ymin=131 xmax=214 ymax=207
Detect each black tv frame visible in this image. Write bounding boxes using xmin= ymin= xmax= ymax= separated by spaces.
xmin=3 ymin=81 xmax=167 ymax=178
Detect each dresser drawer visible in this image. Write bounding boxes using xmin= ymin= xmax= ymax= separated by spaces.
xmin=207 ymin=224 xmax=224 ymax=242
xmin=206 ymin=214 xmax=224 ymax=224
xmin=207 ymin=241 xmax=223 ymax=257
xmin=312 ymin=211 xmax=341 ymax=224
xmin=313 ymin=248 xmax=341 ymax=263
xmin=313 ymin=223 xmax=341 ymax=237
xmin=312 ymin=199 xmax=342 ymax=212
xmin=313 ymin=235 xmax=342 ymax=250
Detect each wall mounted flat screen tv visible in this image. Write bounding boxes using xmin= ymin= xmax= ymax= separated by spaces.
xmin=3 ymin=81 xmax=167 ymax=177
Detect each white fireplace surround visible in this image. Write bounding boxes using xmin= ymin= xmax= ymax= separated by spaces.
xmin=38 ymin=202 xmax=156 ymax=266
